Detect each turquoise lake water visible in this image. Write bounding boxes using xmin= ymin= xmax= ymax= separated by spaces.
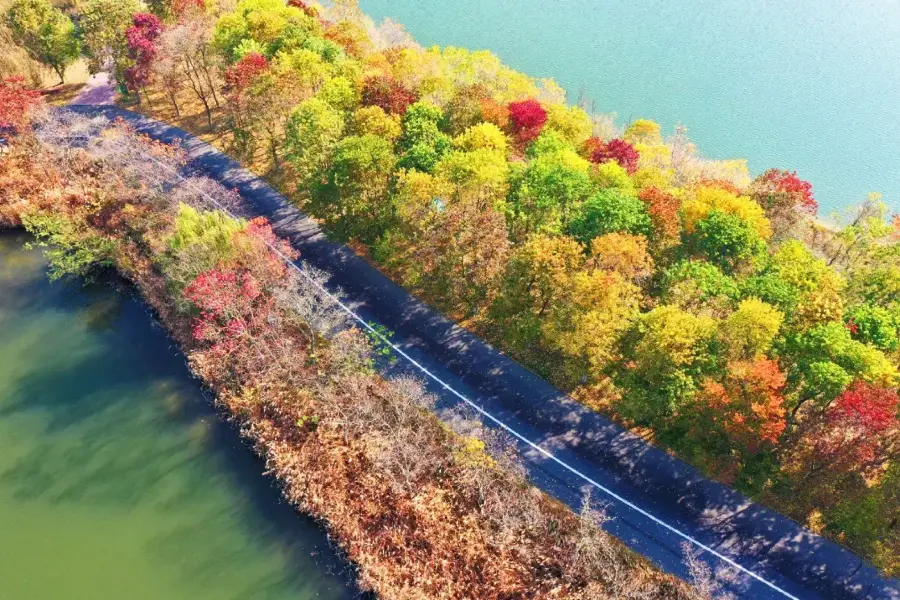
xmin=360 ymin=0 xmax=900 ymax=215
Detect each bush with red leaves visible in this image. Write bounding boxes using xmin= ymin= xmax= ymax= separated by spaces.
xmin=639 ymin=186 xmax=681 ymax=242
xmin=829 ymin=380 xmax=898 ymax=435
xmin=362 ymin=75 xmax=417 ymax=115
xmin=224 ymin=52 xmax=269 ymax=95
xmin=750 ymin=169 xmax=817 ymax=237
xmin=580 ymin=136 xmax=605 ymax=160
xmin=0 ymin=77 xmax=42 ymax=132
xmin=507 ymin=98 xmax=547 ymax=144
xmin=792 ymin=380 xmax=899 ymax=492
xmin=590 ymin=138 xmax=640 ymax=174
xmin=287 ymin=0 xmax=317 ymax=15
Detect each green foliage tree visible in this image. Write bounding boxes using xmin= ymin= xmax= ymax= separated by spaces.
xmin=351 ymin=105 xmax=401 ymax=140
xmin=21 ymin=212 xmax=114 ymax=279
xmin=720 ymin=298 xmax=783 ymax=360
xmin=453 ymin=122 xmax=507 ymax=154
xmin=783 ymin=321 xmax=898 ymax=419
xmin=433 ymin=147 xmax=509 ymax=208
xmin=213 ymin=0 xmax=319 ymax=61
xmin=75 ymin=0 xmax=140 ymax=77
xmin=318 ymin=75 xmax=359 ymax=112
xmin=488 ymin=234 xmax=584 ymax=360
xmin=567 ymin=188 xmax=651 ymax=244
xmin=397 ymin=101 xmax=451 ymax=172
xmin=543 ymin=103 xmax=592 ymax=147
xmin=845 ymin=304 xmax=899 ymax=352
xmin=284 ymin=97 xmax=346 ymax=188
xmin=162 ymin=204 xmax=246 ymax=293
xmin=825 ymin=462 xmax=900 ymax=576
xmin=6 ymin=0 xmax=80 ymax=83
xmin=312 ymin=134 xmax=396 ymax=244
xmin=510 ymin=148 xmax=594 ymax=237
xmin=687 ymin=209 xmax=766 ymax=272
xmin=592 ymin=161 xmax=635 ymax=193
xmin=617 ymin=305 xmax=718 ymax=422
xmin=661 ymin=259 xmax=739 ymax=311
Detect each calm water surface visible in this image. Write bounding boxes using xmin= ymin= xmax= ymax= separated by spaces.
xmin=0 ymin=231 xmax=356 ymax=600
xmin=361 ymin=0 xmax=900 ymax=214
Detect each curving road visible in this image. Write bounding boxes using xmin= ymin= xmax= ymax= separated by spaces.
xmin=69 ymin=77 xmax=900 ymax=600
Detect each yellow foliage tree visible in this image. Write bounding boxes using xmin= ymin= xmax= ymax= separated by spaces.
xmin=681 ymin=185 xmax=772 ymax=240
xmin=720 ymin=298 xmax=784 ymax=360
xmin=351 ymin=105 xmax=402 ymax=141
xmin=588 ymin=233 xmax=654 ymax=282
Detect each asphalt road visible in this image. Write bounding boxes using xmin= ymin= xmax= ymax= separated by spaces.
xmin=68 ymin=80 xmax=900 ymax=600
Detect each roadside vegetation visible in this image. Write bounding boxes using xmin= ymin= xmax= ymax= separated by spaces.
xmin=4 ymin=0 xmax=900 ymax=577
xmin=0 ymin=82 xmax=708 ymax=599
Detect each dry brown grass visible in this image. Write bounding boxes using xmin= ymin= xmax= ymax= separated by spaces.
xmin=41 ymin=80 xmax=87 ymax=106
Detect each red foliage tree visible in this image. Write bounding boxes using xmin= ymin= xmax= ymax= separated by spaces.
xmin=590 ymin=138 xmax=640 ymax=174
xmin=235 ymin=216 xmax=298 ymax=288
xmin=183 ymin=218 xmax=301 ymax=382
xmin=286 ymin=0 xmax=317 ymax=15
xmin=224 ymin=52 xmax=268 ymax=95
xmin=362 ymin=75 xmax=417 ymax=115
xmin=830 ymin=381 xmax=898 ymax=436
xmin=750 ymin=169 xmax=817 ymax=238
xmin=753 ymin=168 xmax=817 ymax=214
xmin=172 ymin=0 xmax=205 ymax=18
xmin=124 ymin=13 xmax=163 ymax=93
xmin=186 ymin=268 xmax=261 ymax=327
xmin=787 ymin=380 xmax=899 ymax=505
xmin=0 ymin=77 xmax=42 ymax=132
xmin=184 ymin=267 xmax=271 ymax=364
xmin=639 ymin=186 xmax=681 ymax=243
xmin=507 ymin=98 xmax=547 ymax=144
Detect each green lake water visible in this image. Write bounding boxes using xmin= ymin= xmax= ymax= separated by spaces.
xmin=360 ymin=0 xmax=900 ymax=214
xmin=0 ymin=231 xmax=357 ymax=600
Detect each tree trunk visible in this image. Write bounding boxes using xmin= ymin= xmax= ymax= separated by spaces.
xmin=168 ymin=89 xmax=180 ymax=117
xmin=199 ymin=47 xmax=220 ymax=108
xmin=142 ymin=87 xmax=153 ymax=109
xmin=182 ymin=55 xmax=213 ymax=129
xmin=201 ymin=96 xmax=212 ymax=128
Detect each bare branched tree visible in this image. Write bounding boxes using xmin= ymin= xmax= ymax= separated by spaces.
xmin=274 ymin=267 xmax=349 ymax=351
xmin=158 ymin=20 xmax=220 ymax=128
xmin=682 ymin=542 xmax=737 ymax=600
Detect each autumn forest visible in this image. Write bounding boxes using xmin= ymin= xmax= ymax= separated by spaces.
xmin=2 ymin=0 xmax=899 ymax=587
